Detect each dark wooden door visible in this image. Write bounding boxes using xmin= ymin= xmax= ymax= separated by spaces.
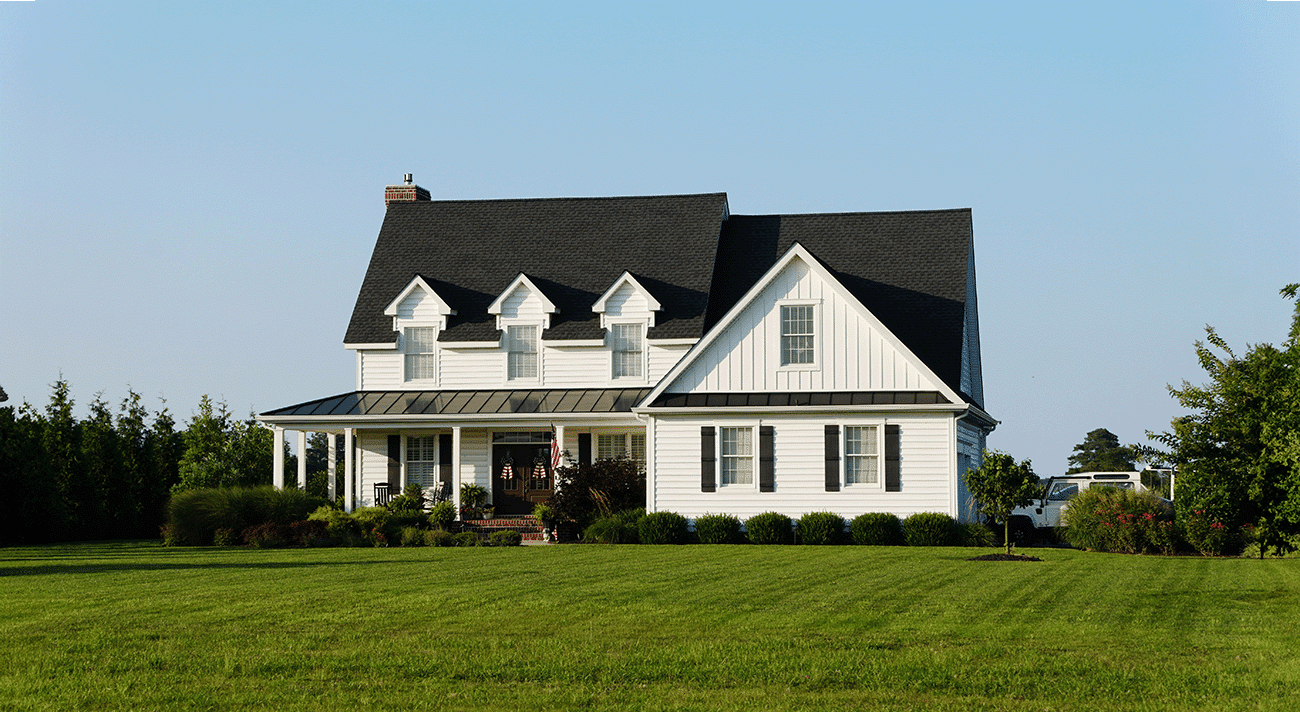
xmin=491 ymin=444 xmax=554 ymax=515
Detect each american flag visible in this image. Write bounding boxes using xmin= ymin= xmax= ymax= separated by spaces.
xmin=550 ymin=426 xmax=562 ymax=469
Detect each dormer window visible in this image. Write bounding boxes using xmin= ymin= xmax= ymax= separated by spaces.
xmin=404 ymin=327 xmax=438 ymax=381
xmin=507 ymin=325 xmax=538 ymax=380
xmin=610 ymin=323 xmax=643 ymax=379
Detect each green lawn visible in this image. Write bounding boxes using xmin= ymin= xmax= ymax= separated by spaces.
xmin=1 ymin=542 xmax=1297 ymax=711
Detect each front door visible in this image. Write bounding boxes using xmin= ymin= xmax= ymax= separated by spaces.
xmin=492 ymin=442 xmax=554 ymax=515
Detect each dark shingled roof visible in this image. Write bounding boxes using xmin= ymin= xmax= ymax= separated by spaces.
xmin=342 ymin=193 xmax=977 ymax=406
xmin=705 ymin=210 xmax=974 ymax=405
xmin=344 ymin=193 xmax=728 ymax=344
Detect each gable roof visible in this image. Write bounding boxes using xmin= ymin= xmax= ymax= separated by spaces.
xmin=705 ymin=209 xmax=976 ymax=406
xmin=344 ymin=193 xmax=728 ymax=345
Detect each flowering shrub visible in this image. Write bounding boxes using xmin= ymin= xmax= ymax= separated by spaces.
xmin=1061 ymin=487 xmax=1174 ymax=554
xmin=1184 ymin=509 xmax=1242 ymax=556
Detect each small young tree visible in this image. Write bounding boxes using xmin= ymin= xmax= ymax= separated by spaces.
xmin=964 ymin=450 xmax=1039 ymax=554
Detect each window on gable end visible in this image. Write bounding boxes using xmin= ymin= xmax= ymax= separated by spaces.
xmin=610 ymin=323 xmax=643 ymax=379
xmin=404 ymin=327 xmax=437 ymax=382
xmin=507 ymin=325 xmax=538 ymax=380
xmin=780 ymin=304 xmax=816 ymax=366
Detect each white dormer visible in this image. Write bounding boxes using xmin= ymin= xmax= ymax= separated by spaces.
xmin=489 ymin=274 xmax=559 ymax=331
xmin=592 ymin=271 xmax=662 ymax=329
xmin=384 ymin=276 xmax=456 ymax=331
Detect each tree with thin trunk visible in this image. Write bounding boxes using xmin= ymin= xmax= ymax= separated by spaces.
xmin=965 ymin=450 xmax=1040 ymax=554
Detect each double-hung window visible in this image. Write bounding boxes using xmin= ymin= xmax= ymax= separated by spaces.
xmin=610 ymin=323 xmax=643 ymax=379
xmin=404 ymin=327 xmax=437 ymax=381
xmin=720 ymin=426 xmax=754 ymax=486
xmin=507 ymin=325 xmax=538 ymax=380
xmin=844 ymin=425 xmax=879 ymax=485
xmin=406 ymin=436 xmax=438 ymax=489
xmin=780 ymin=304 xmax=816 ymax=366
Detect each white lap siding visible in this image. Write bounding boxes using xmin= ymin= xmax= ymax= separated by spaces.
xmin=650 ymin=413 xmax=957 ymax=521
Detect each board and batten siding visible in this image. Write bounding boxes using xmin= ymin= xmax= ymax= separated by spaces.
xmin=650 ymin=413 xmax=957 ymax=521
xmin=666 ymin=257 xmax=944 ymax=394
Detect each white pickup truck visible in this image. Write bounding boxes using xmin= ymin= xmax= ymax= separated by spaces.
xmin=1007 ymin=470 xmax=1174 ymax=545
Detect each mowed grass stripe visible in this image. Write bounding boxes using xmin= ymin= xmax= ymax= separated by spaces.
xmin=1 ymin=542 xmax=1298 ymax=711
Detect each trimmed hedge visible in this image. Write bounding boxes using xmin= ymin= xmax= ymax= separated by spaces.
xmin=694 ymin=514 xmax=745 ymax=544
xmin=797 ymin=512 xmax=846 ymax=545
xmin=903 ymin=512 xmax=955 ymax=546
xmin=639 ymin=511 xmax=689 ymax=545
xmin=851 ymin=512 xmax=904 ymax=546
xmin=745 ymin=512 xmax=794 ymax=545
xmin=489 ymin=530 xmax=523 ymax=547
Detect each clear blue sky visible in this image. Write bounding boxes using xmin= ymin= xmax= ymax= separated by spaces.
xmin=2 ymin=1 xmax=1297 ymax=473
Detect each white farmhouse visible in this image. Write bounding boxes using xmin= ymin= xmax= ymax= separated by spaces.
xmin=259 ymin=180 xmax=996 ymax=523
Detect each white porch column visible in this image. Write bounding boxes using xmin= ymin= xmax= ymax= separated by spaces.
xmin=344 ymin=428 xmax=355 ymax=513
xmin=297 ymin=430 xmax=308 ymax=490
xmin=452 ymin=426 xmax=462 ymax=518
xmin=555 ymin=424 xmax=566 ymax=466
xmin=273 ymin=427 xmax=285 ymax=489
xmin=327 ymin=433 xmax=337 ymax=501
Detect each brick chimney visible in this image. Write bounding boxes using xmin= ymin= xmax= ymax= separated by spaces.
xmin=384 ymin=173 xmax=431 ymax=206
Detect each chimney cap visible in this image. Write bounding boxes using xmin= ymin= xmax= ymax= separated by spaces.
xmin=404 ymin=173 xmax=413 ymax=185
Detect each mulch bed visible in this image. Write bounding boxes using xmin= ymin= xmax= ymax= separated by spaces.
xmin=966 ymin=553 xmax=1043 ymax=562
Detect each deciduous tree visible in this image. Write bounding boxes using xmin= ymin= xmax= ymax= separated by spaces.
xmin=1066 ymin=428 xmax=1137 ymax=473
xmin=964 ymin=450 xmax=1040 ymax=554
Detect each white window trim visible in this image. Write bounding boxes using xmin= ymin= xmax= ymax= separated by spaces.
xmin=716 ymin=423 xmax=759 ymax=490
xmin=776 ymin=299 xmax=821 ymax=371
xmin=838 ymin=421 xmax=885 ymax=490
xmin=606 ymin=320 xmax=649 ymax=385
xmin=402 ymin=326 xmax=439 ymax=385
xmin=404 ymin=433 xmax=440 ymax=492
xmin=593 ymin=430 xmax=647 ymax=463
xmin=501 ymin=321 xmax=543 ymax=384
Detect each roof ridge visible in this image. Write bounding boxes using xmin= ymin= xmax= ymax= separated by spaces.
xmin=400 ymin=192 xmax=728 ymax=206
xmin=730 ymin=207 xmax=971 ymax=218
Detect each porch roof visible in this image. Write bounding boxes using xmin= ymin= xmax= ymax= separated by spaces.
xmin=260 ymin=388 xmax=654 ymax=418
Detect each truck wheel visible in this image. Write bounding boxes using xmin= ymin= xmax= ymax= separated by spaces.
xmin=1009 ymin=519 xmax=1037 ymax=547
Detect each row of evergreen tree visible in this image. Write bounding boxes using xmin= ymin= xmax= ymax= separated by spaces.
xmin=0 ymin=381 xmax=329 ymax=545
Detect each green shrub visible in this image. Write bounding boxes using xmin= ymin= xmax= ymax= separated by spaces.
xmin=548 ymin=459 xmax=646 ymax=531
xmin=489 ymin=530 xmax=523 ymax=547
xmin=159 ymin=524 xmax=184 ymax=547
xmin=428 ymin=501 xmax=457 ymax=530
xmin=453 ymin=532 xmax=482 ymax=547
xmin=212 ymin=527 xmax=240 ymax=546
xmin=584 ymin=509 xmax=644 ymax=544
xmin=308 ymin=506 xmax=359 ymax=540
xmin=1183 ymin=508 xmax=1242 ymax=557
xmin=851 ymin=512 xmax=904 ymax=546
xmin=745 ymin=512 xmax=794 ymax=545
xmin=797 ymin=512 xmax=845 ymax=545
xmin=903 ymin=512 xmax=955 ymax=546
xmin=425 ymin=529 xmax=455 ymax=547
xmin=167 ymin=486 xmax=328 ymax=545
xmin=390 ymin=509 xmax=428 ymax=531
xmin=695 ymin=514 xmax=745 ymax=544
xmin=957 ymin=522 xmax=995 ymax=547
xmin=399 ymin=526 xmax=426 ymax=547
xmin=288 ymin=519 xmax=330 ymax=546
xmin=532 ymin=502 xmax=556 ymax=522
xmin=1062 ymin=488 xmax=1178 ymax=554
xmin=639 ymin=511 xmax=689 ymax=545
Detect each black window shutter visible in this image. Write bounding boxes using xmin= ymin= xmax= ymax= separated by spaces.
xmin=438 ymin=434 xmax=452 ymax=486
xmin=387 ymin=434 xmax=402 ymax=489
xmin=701 ymin=426 xmax=716 ymax=492
xmin=759 ymin=425 xmax=775 ymax=492
xmin=578 ymin=433 xmax=592 ymax=465
xmin=824 ymin=425 xmax=841 ymax=492
xmin=885 ymin=424 xmax=901 ymax=492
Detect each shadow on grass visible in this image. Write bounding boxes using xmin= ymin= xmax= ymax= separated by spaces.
xmin=0 ymin=556 xmax=429 ymax=577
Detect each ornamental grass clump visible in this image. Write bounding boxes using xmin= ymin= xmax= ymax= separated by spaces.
xmin=694 ymin=514 xmax=745 ymax=544
xmin=850 ymin=512 xmax=904 ymax=545
xmin=797 ymin=512 xmax=846 ymax=545
xmin=745 ymin=512 xmax=794 ymax=545
xmin=903 ymin=512 xmax=955 ymax=546
xmin=638 ymin=511 xmax=689 ymax=545
xmin=1061 ymin=487 xmax=1176 ymax=554
xmin=167 ymin=486 xmax=327 ymax=546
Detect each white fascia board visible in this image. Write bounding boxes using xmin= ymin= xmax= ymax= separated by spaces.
xmin=383 ymin=275 xmax=456 ymax=318
xmin=646 ymin=337 xmax=698 ymax=346
xmin=439 ymin=340 xmax=501 ymax=349
xmin=543 ymin=339 xmax=606 ymax=348
xmin=592 ymin=271 xmax=663 ymax=314
xmin=344 ymin=342 xmax=399 ymax=350
xmin=641 ymin=242 xmax=966 ymax=407
xmin=488 ymin=273 xmax=559 ymax=316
